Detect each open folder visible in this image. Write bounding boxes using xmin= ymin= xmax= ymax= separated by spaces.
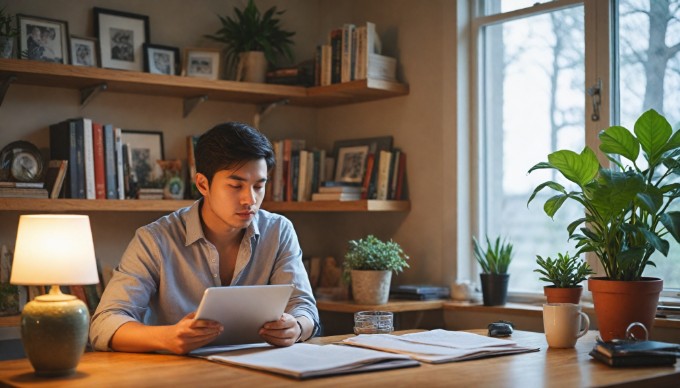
xmin=197 ymin=343 xmax=419 ymax=379
xmin=342 ymin=329 xmax=539 ymax=363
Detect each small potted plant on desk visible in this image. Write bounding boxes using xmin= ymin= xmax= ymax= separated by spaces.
xmin=528 ymin=109 xmax=680 ymax=341
xmin=473 ymin=236 xmax=513 ymax=306
xmin=534 ymin=252 xmax=593 ymax=304
xmin=343 ymin=235 xmax=409 ymax=305
xmin=205 ymin=0 xmax=295 ymax=83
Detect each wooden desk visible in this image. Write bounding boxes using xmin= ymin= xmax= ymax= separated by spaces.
xmin=1 ymin=330 xmax=678 ymax=387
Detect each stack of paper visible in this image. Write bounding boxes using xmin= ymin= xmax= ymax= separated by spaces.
xmin=342 ymin=329 xmax=539 ymax=363
xmin=199 ymin=343 xmax=419 ymax=379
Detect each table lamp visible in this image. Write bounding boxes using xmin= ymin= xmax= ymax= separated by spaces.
xmin=10 ymin=214 xmax=99 ymax=377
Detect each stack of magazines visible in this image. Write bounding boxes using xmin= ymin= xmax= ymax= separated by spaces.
xmin=589 ymin=339 xmax=680 ymax=367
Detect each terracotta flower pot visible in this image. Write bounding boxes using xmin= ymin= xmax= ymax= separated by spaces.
xmin=543 ymin=285 xmax=583 ymax=304
xmin=588 ymin=277 xmax=662 ymax=342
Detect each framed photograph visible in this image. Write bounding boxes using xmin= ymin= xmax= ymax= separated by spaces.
xmin=332 ymin=136 xmax=393 ymax=183
xmin=143 ymin=43 xmax=180 ymax=75
xmin=94 ymin=7 xmax=150 ymax=71
xmin=121 ymin=130 xmax=164 ymax=188
xmin=70 ymin=36 xmax=98 ymax=67
xmin=184 ymin=47 xmax=221 ymax=80
xmin=17 ymin=14 xmax=70 ymax=64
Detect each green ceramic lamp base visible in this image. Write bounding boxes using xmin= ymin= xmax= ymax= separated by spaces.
xmin=20 ymin=285 xmax=90 ymax=377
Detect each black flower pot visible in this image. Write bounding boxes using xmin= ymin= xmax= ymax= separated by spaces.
xmin=480 ymin=273 xmax=509 ymax=306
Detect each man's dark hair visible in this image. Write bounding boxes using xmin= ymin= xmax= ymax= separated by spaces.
xmin=195 ymin=122 xmax=275 ymax=183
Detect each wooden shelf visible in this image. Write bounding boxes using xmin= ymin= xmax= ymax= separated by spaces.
xmin=0 ymin=198 xmax=410 ymax=213
xmin=317 ymin=299 xmax=445 ymax=313
xmin=0 ymin=315 xmax=20 ymax=328
xmin=0 ymin=59 xmax=408 ymax=107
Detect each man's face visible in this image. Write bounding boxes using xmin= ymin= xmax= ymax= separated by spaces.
xmin=197 ymin=158 xmax=267 ymax=232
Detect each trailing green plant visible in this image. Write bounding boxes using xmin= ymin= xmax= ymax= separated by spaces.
xmin=528 ymin=109 xmax=680 ymax=281
xmin=534 ymin=252 xmax=594 ymax=288
xmin=342 ymin=235 xmax=409 ymax=283
xmin=0 ymin=7 xmax=17 ymax=38
xmin=205 ymin=0 xmax=295 ymax=73
xmin=472 ymin=236 xmax=513 ymax=274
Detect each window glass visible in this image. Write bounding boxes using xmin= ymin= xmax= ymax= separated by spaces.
xmin=481 ymin=0 xmax=556 ymax=15
xmin=480 ymin=5 xmax=585 ymax=293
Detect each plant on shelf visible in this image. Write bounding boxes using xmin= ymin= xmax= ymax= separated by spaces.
xmin=527 ymin=108 xmax=680 ymax=341
xmin=472 ymin=236 xmax=513 ymax=306
xmin=343 ymin=235 xmax=409 ymax=305
xmin=0 ymin=7 xmax=17 ymax=59
xmin=534 ymin=252 xmax=593 ymax=304
xmin=205 ymin=0 xmax=295 ymax=83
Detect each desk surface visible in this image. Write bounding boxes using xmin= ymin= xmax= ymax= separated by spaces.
xmin=1 ymin=330 xmax=678 ymax=387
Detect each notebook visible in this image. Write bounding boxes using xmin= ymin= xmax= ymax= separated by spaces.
xmin=194 ymin=284 xmax=294 ymax=346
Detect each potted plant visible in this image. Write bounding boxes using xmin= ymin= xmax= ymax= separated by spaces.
xmin=343 ymin=235 xmax=409 ymax=305
xmin=534 ymin=252 xmax=593 ymax=304
xmin=473 ymin=236 xmax=513 ymax=306
xmin=205 ymin=0 xmax=295 ymax=83
xmin=528 ymin=109 xmax=680 ymax=341
xmin=0 ymin=7 xmax=17 ymax=59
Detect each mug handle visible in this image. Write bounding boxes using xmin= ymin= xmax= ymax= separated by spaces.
xmin=577 ymin=311 xmax=590 ymax=339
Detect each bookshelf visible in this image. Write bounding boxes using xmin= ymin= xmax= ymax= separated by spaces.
xmin=0 ymin=198 xmax=410 ymax=213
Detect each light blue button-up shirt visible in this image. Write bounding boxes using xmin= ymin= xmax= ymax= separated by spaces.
xmin=89 ymin=200 xmax=319 ymax=351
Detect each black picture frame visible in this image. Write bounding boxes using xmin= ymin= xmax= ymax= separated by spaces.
xmin=143 ymin=43 xmax=180 ymax=75
xmin=94 ymin=7 xmax=150 ymax=71
xmin=331 ymin=136 xmax=393 ymax=183
xmin=17 ymin=14 xmax=70 ymax=64
xmin=70 ymin=35 xmax=99 ymax=67
xmin=121 ymin=130 xmax=164 ymax=188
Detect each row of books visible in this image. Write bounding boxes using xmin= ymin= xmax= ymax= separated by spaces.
xmin=315 ymin=21 xmax=397 ymax=87
xmin=269 ymin=139 xmax=335 ymax=202
xmin=49 ymin=118 xmax=136 ymax=199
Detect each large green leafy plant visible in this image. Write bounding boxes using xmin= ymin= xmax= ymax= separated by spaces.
xmin=534 ymin=252 xmax=594 ymax=288
xmin=528 ymin=109 xmax=680 ymax=281
xmin=342 ymin=235 xmax=409 ymax=282
xmin=205 ymin=0 xmax=295 ymax=74
xmin=472 ymin=236 xmax=513 ymax=274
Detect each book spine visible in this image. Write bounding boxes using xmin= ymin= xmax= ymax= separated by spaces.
xmin=395 ymin=152 xmax=407 ymax=200
xmin=361 ymin=153 xmax=375 ymax=200
xmin=321 ymin=44 xmax=332 ymax=86
xmin=92 ymin=122 xmax=106 ymax=199
xmin=49 ymin=121 xmax=78 ymax=198
xmin=103 ymin=124 xmax=117 ymax=199
xmin=341 ymin=24 xmax=355 ymax=83
xmin=330 ymin=29 xmax=342 ymax=84
xmin=273 ymin=140 xmax=284 ymax=201
xmin=297 ymin=150 xmax=308 ymax=202
xmin=376 ymin=150 xmax=392 ymax=200
xmin=82 ymin=118 xmax=96 ymax=199
xmin=73 ymin=119 xmax=86 ymax=199
xmin=389 ymin=149 xmax=400 ymax=200
xmin=115 ymin=128 xmax=125 ymax=199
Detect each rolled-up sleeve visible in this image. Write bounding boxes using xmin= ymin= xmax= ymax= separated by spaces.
xmin=89 ymin=228 xmax=161 ymax=351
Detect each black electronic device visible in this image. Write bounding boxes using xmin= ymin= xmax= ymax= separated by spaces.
xmin=488 ymin=320 xmax=514 ymax=337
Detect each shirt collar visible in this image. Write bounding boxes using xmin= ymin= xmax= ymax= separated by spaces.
xmin=184 ymin=199 xmax=261 ymax=245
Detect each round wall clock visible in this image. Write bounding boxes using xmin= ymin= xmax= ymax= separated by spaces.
xmin=0 ymin=141 xmax=45 ymax=182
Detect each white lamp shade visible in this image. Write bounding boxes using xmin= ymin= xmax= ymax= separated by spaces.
xmin=10 ymin=214 xmax=99 ymax=285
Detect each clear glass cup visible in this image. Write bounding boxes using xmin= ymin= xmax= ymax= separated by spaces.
xmin=353 ymin=311 xmax=394 ymax=334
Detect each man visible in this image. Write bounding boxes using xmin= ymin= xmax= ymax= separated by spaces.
xmin=90 ymin=122 xmax=319 ymax=354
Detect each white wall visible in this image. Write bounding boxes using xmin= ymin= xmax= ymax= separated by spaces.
xmin=0 ymin=1 xmax=458 ymax=288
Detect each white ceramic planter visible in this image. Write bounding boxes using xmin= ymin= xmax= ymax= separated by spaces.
xmin=351 ymin=269 xmax=392 ymax=305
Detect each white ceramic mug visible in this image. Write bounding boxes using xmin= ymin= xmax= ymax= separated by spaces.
xmin=543 ymin=303 xmax=590 ymax=348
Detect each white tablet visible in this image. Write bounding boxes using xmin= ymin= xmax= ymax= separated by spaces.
xmin=194 ymin=284 xmax=295 ymax=346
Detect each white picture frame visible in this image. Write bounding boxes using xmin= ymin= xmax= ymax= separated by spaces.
xmin=70 ymin=35 xmax=98 ymax=67
xmin=335 ymin=145 xmax=369 ymax=184
xmin=184 ymin=47 xmax=222 ymax=80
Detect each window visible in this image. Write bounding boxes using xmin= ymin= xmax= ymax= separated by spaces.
xmin=471 ymin=0 xmax=680 ymax=294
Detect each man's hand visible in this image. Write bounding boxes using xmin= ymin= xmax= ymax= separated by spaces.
xmin=163 ymin=312 xmax=223 ymax=354
xmin=259 ymin=313 xmax=300 ymax=347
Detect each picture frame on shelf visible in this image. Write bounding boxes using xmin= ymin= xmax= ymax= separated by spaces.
xmin=334 ymin=145 xmax=369 ymax=184
xmin=121 ymin=130 xmax=164 ymax=189
xmin=184 ymin=47 xmax=221 ymax=80
xmin=94 ymin=7 xmax=150 ymax=71
xmin=143 ymin=43 xmax=180 ymax=75
xmin=331 ymin=136 xmax=393 ymax=183
xmin=17 ymin=14 xmax=70 ymax=64
xmin=69 ymin=36 xmax=98 ymax=67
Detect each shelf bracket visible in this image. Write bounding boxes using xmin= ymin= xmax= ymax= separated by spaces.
xmin=0 ymin=75 xmax=16 ymax=107
xmin=183 ymin=95 xmax=208 ymax=118
xmin=253 ymin=99 xmax=289 ymax=129
xmin=80 ymin=83 xmax=108 ymax=107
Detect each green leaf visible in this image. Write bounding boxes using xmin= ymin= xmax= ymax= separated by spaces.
xmin=547 ymin=148 xmax=600 ymax=187
xmin=639 ymin=227 xmax=669 ymax=256
xmin=527 ymin=181 xmax=566 ymax=206
xmin=660 ymin=212 xmax=680 ymax=243
xmin=635 ymin=109 xmax=672 ymax=165
xmin=544 ymin=194 xmax=567 ymax=218
xmin=599 ymin=125 xmax=640 ymax=162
